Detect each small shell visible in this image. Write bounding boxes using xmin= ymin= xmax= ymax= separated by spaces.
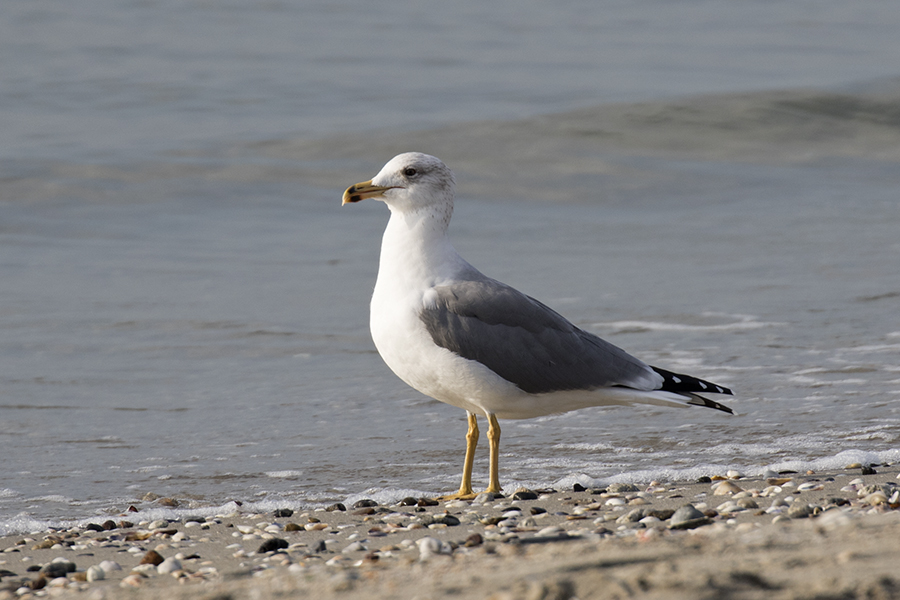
xmin=120 ymin=574 xmax=145 ymax=588
xmin=713 ymin=481 xmax=743 ymax=495
xmin=797 ymin=482 xmax=824 ymax=492
xmin=767 ymin=477 xmax=793 ymax=486
xmin=864 ymin=492 xmax=888 ymax=506
xmin=716 ymin=501 xmax=740 ymax=514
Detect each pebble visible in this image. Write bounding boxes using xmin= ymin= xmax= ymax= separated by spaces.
xmin=416 ymin=537 xmax=452 ymax=561
xmin=39 ymin=561 xmax=75 ymax=578
xmin=120 ymin=574 xmax=144 ymax=588
xmin=607 ymin=483 xmax=640 ymax=493
xmin=512 ymin=489 xmax=539 ymax=501
xmin=712 ymin=481 xmax=743 ymax=495
xmin=342 ymin=541 xmax=367 ymax=553
xmin=737 ymin=498 xmax=759 ymax=509
xmin=716 ymin=501 xmax=740 ymax=514
xmin=157 ymin=557 xmax=182 ymax=575
xmin=616 ymin=508 xmax=648 ymax=524
xmin=817 ymin=508 xmax=852 ymax=529
xmin=858 ymin=483 xmax=894 ymax=497
xmin=767 ymin=477 xmax=793 ymax=486
xmin=772 ymin=515 xmax=791 ymax=524
xmin=8 ymin=466 xmax=900 ymax=597
xmin=787 ymin=503 xmax=812 ymax=519
xmin=669 ymin=505 xmax=711 ymax=530
xmin=437 ymin=514 xmax=461 ymax=526
xmin=797 ymin=482 xmax=824 ymax=492
xmin=132 ymin=564 xmax=158 ymax=574
xmin=257 ymin=538 xmax=289 ymax=553
xmin=140 ymin=550 xmax=165 ymax=566
xmin=864 ymin=492 xmax=889 ymax=506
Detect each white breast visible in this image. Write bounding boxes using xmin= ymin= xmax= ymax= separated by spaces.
xmin=370 ymin=279 xmax=522 ymax=416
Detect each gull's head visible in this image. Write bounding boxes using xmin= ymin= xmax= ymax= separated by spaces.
xmin=342 ymin=153 xmax=455 ymax=215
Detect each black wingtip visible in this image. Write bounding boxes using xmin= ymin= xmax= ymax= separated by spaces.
xmin=650 ymin=366 xmax=733 ymax=396
xmin=687 ymin=394 xmax=734 ymax=414
xmin=651 ymin=365 xmax=734 ymax=413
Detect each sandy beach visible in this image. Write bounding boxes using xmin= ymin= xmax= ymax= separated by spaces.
xmin=2 ymin=464 xmax=899 ymax=600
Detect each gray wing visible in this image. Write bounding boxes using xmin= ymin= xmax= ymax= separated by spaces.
xmin=419 ymin=278 xmax=662 ymax=394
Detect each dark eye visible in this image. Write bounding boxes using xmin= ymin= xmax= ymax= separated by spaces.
xmin=403 ymin=167 xmax=418 ymax=178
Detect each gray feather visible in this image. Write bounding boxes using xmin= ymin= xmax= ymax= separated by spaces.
xmin=419 ymin=279 xmax=660 ymax=394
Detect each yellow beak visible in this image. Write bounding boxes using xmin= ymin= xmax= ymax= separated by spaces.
xmin=342 ymin=180 xmax=399 ymax=205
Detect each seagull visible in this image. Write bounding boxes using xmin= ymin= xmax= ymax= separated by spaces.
xmin=343 ymin=152 xmax=733 ymax=499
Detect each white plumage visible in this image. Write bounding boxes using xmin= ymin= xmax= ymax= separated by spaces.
xmin=343 ymin=152 xmax=733 ymax=498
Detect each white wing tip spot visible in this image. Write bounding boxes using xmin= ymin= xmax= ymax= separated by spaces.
xmin=699 ymin=382 xmax=707 ymax=389
xmin=672 ymin=376 xmax=681 ymax=383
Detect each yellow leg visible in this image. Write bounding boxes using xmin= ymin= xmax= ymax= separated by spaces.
xmin=486 ymin=413 xmax=502 ymax=494
xmin=438 ymin=412 xmax=479 ymax=500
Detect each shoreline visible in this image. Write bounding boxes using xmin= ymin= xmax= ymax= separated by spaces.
xmin=2 ymin=464 xmax=899 ymax=599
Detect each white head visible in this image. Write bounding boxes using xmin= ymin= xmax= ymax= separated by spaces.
xmin=342 ymin=153 xmax=456 ymax=217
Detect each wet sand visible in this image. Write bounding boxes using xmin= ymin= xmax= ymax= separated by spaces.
xmin=2 ymin=464 xmax=899 ymax=599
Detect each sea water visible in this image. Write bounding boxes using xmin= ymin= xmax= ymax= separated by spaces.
xmin=2 ymin=0 xmax=900 ymax=534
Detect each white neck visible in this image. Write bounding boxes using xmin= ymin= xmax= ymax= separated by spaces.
xmin=376 ymin=205 xmax=465 ymax=290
